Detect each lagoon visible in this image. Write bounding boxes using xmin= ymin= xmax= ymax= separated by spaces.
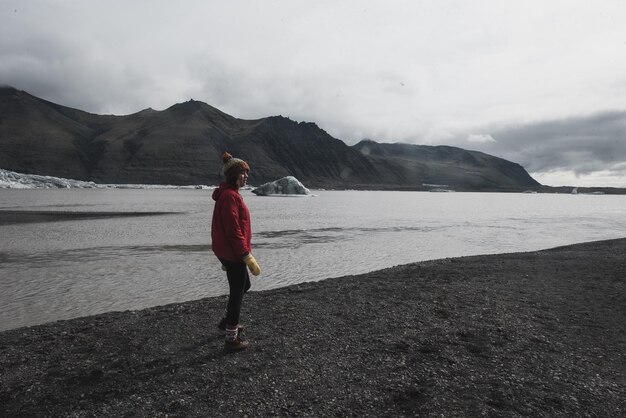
xmin=1 ymin=188 xmax=625 ymax=331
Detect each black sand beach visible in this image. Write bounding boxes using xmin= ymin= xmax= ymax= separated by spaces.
xmin=1 ymin=239 xmax=624 ymax=417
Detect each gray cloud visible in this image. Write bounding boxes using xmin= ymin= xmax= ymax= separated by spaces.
xmin=456 ymin=111 xmax=626 ymax=180
xmin=1 ymin=1 xmax=626 ymax=186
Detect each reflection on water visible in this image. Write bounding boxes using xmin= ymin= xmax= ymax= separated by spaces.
xmin=1 ymin=188 xmax=625 ymax=331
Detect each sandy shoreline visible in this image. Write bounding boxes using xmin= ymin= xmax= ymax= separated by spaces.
xmin=1 ymin=238 xmax=624 ymax=416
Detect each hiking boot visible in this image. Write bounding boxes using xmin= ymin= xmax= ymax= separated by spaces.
xmin=217 ymin=318 xmax=244 ymax=333
xmin=224 ymin=336 xmax=250 ymax=353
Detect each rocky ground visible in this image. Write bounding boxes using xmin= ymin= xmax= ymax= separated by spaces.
xmin=1 ymin=239 xmax=624 ymax=417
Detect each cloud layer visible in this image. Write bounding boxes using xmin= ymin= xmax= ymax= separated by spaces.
xmin=455 ymin=111 xmax=626 ymax=187
xmin=1 ymin=1 xmax=626 ymax=186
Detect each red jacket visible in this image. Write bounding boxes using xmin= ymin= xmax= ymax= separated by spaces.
xmin=211 ymin=182 xmax=252 ymax=262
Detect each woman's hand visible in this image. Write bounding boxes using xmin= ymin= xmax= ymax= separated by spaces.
xmin=243 ymin=254 xmax=261 ymax=276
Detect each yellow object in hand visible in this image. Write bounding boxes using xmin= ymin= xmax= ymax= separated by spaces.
xmin=243 ymin=254 xmax=261 ymax=276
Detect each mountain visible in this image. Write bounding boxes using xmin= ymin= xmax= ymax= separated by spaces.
xmin=352 ymin=139 xmax=540 ymax=190
xmin=0 ymin=87 xmax=540 ymax=190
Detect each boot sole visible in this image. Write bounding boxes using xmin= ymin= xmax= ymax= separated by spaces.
xmin=224 ymin=343 xmax=250 ymax=353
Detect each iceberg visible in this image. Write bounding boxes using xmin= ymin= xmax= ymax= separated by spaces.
xmin=0 ymin=169 xmax=98 ymax=189
xmin=0 ymin=169 xmax=212 ymax=189
xmin=252 ymin=176 xmax=311 ymax=196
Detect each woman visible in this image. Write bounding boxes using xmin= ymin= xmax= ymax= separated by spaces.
xmin=211 ymin=152 xmax=261 ymax=353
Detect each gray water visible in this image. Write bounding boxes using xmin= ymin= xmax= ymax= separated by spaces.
xmin=1 ymin=188 xmax=625 ymax=331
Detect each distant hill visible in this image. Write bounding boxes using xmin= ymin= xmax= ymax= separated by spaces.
xmin=0 ymin=87 xmax=540 ymax=190
xmin=352 ymin=139 xmax=540 ymax=190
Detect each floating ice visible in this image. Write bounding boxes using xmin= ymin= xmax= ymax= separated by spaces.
xmin=252 ymin=176 xmax=311 ymax=196
xmin=0 ymin=169 xmax=98 ymax=189
xmin=0 ymin=169 xmax=212 ymax=189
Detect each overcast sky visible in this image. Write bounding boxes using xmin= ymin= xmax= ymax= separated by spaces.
xmin=2 ymin=1 xmax=626 ymax=187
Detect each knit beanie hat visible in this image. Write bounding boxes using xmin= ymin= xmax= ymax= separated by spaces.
xmin=222 ymin=151 xmax=250 ymax=182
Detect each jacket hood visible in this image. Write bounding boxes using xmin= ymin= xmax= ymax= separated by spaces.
xmin=212 ymin=181 xmax=237 ymax=201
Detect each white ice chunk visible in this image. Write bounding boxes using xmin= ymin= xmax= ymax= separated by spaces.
xmin=252 ymin=176 xmax=311 ymax=196
xmin=0 ymin=169 xmax=97 ymax=189
xmin=0 ymin=169 xmax=213 ymax=189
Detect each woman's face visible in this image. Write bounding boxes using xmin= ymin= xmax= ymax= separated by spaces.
xmin=235 ymin=170 xmax=249 ymax=189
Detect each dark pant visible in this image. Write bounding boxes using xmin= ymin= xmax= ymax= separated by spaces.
xmin=219 ymin=258 xmax=251 ymax=327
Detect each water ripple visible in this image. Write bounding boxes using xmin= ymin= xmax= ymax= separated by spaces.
xmin=0 ymin=210 xmax=181 ymax=225
xmin=0 ymin=244 xmax=211 ymax=266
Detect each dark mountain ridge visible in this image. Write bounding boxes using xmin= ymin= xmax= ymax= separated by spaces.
xmin=353 ymin=139 xmax=539 ymax=190
xmin=0 ymin=87 xmax=540 ymax=190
